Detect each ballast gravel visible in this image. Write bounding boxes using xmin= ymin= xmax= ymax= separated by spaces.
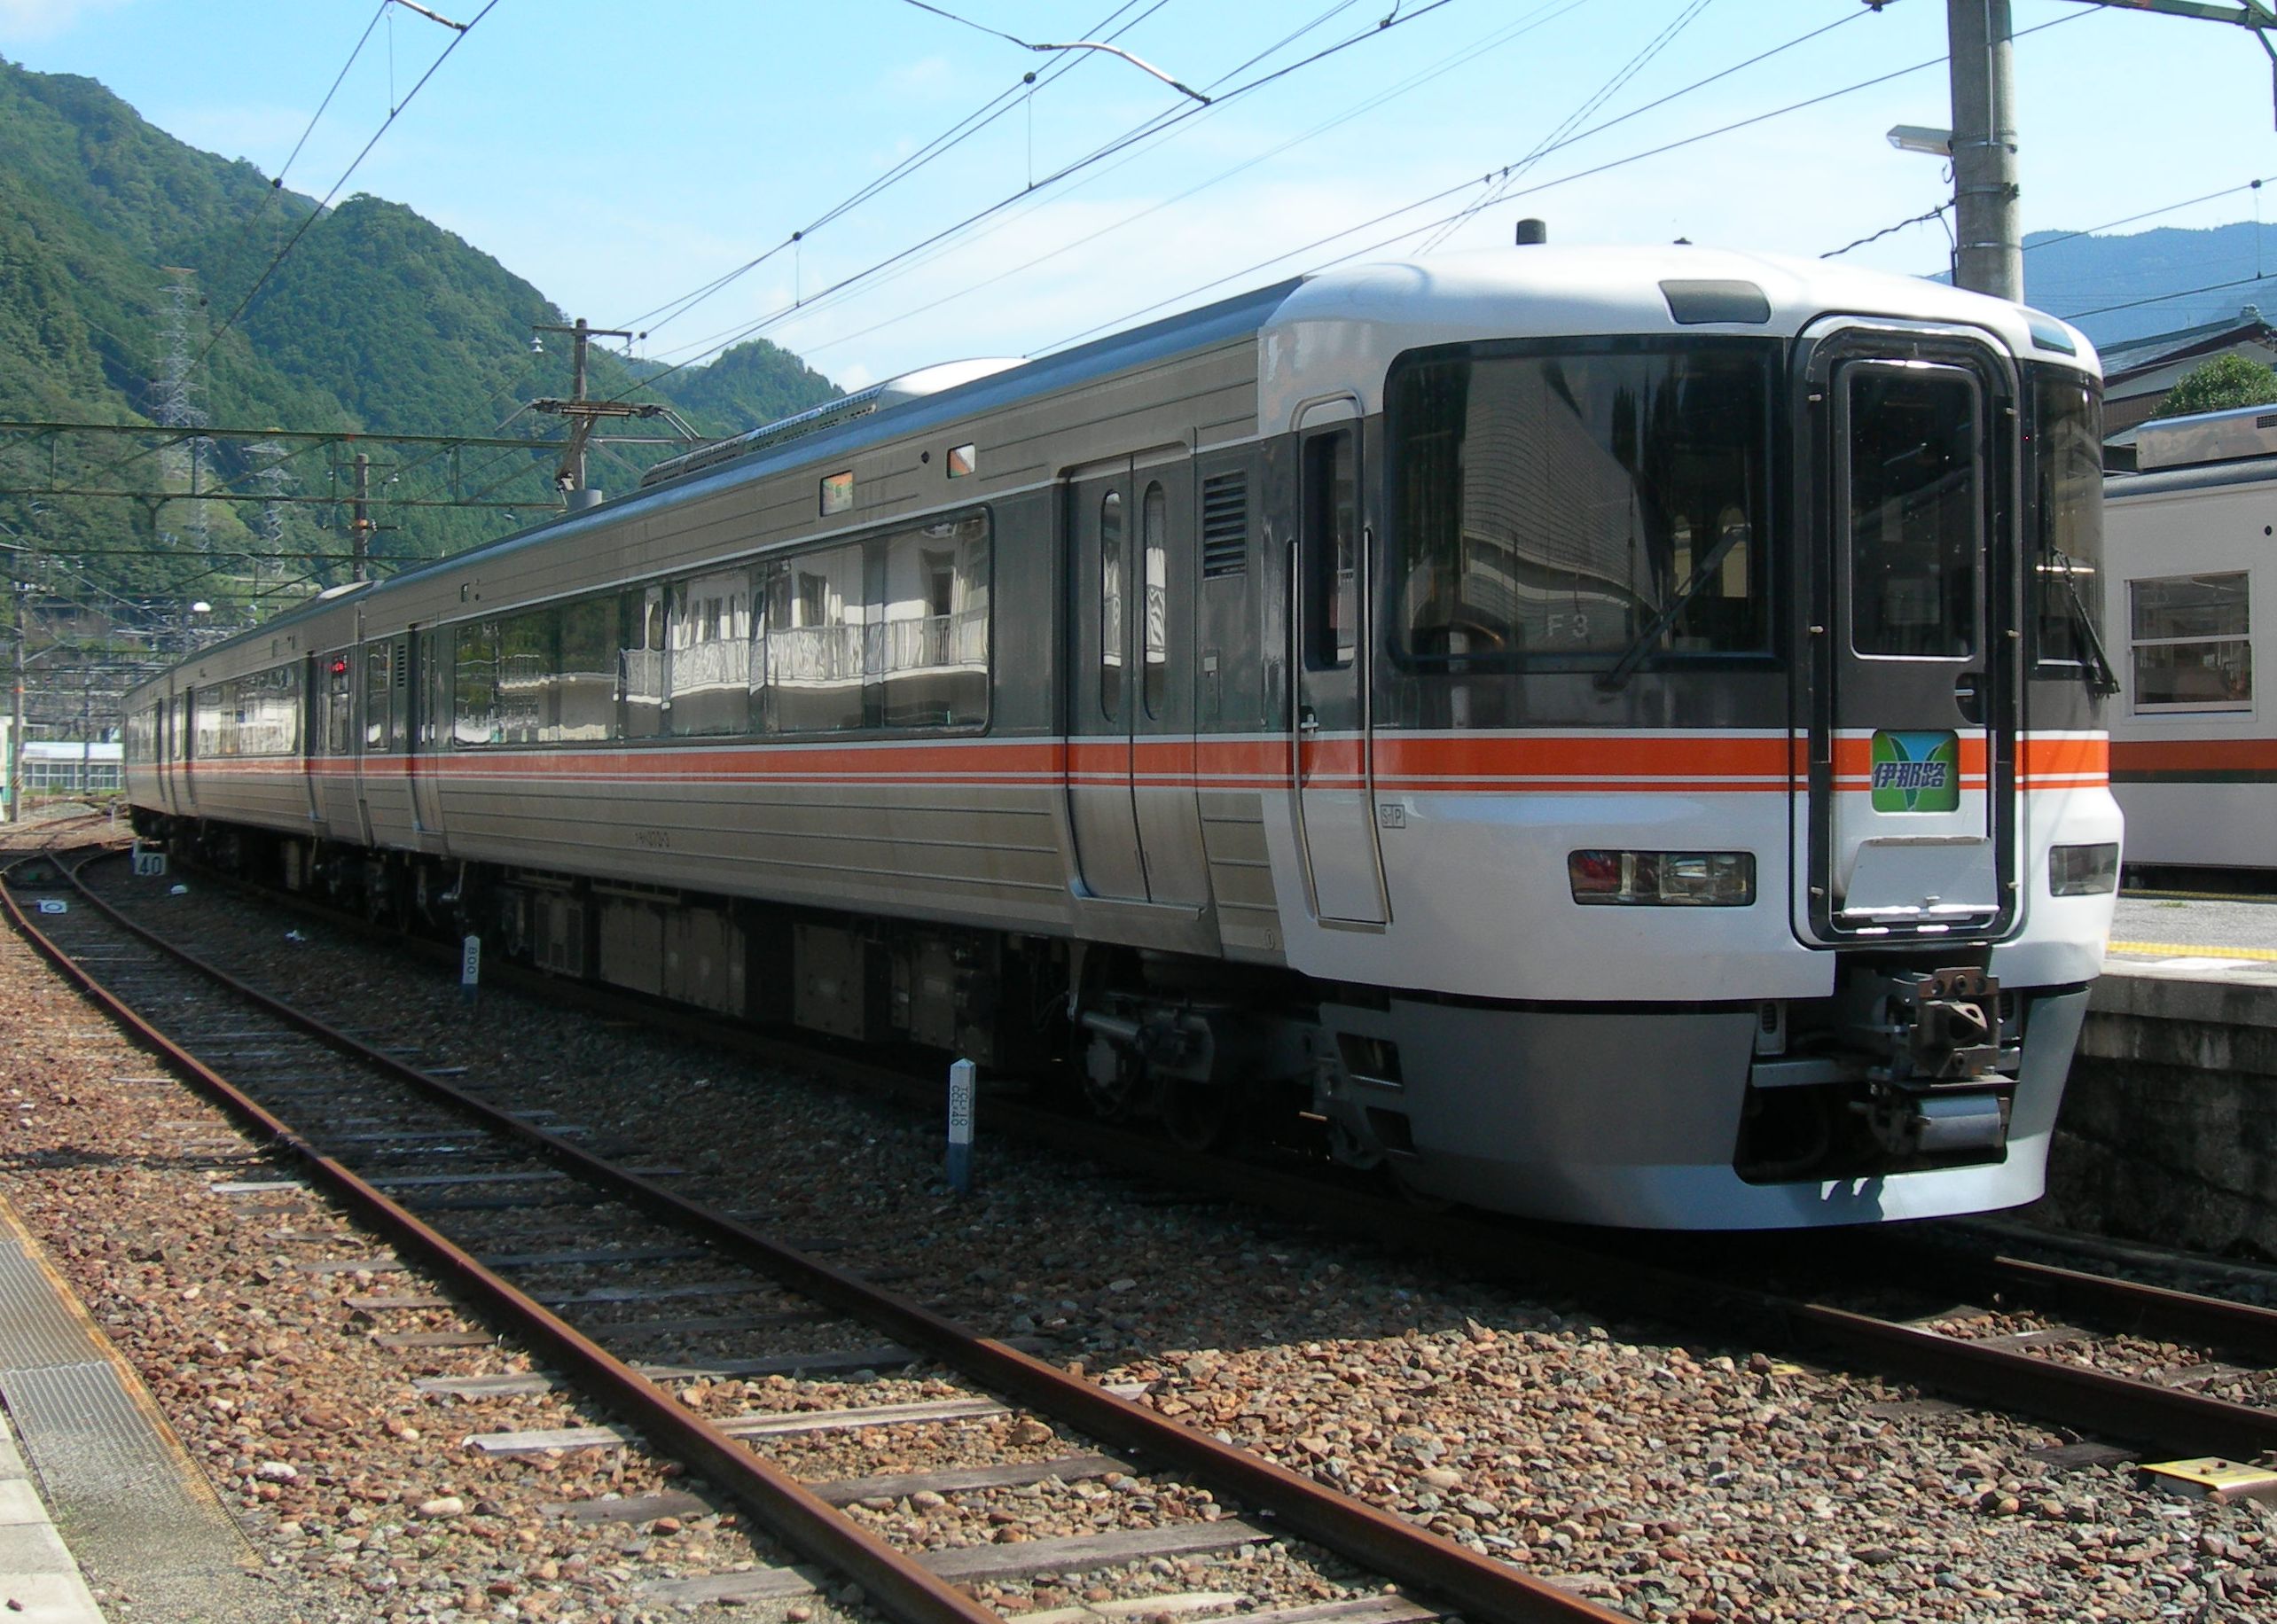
xmin=1 ymin=832 xmax=2273 ymax=1622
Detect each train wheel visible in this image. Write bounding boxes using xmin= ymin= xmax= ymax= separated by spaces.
xmin=1163 ymin=1079 xmax=1242 ymax=1153
xmin=1080 ymin=1038 xmax=1150 ymax=1121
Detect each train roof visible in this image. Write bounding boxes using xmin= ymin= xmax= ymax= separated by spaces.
xmin=140 ymin=245 xmax=2096 ymax=694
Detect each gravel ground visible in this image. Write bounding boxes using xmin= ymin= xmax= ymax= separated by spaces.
xmin=8 ymin=829 xmax=2277 ymax=1621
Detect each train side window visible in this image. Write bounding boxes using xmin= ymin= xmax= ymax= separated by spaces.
xmin=880 ymin=512 xmax=990 ymax=729
xmin=497 ymin=608 xmax=553 ymax=746
xmin=553 ymin=597 xmax=616 ymax=742
xmin=1142 ymin=481 xmax=1169 ymax=717
xmin=757 ymin=540 xmax=868 ymax=733
xmin=621 ymin=586 xmax=668 ymax=738
xmin=323 ymin=653 xmax=354 ymax=755
xmin=453 ymin=621 xmax=503 ymax=746
xmin=669 ymin=570 xmax=752 ymax=737
xmin=364 ymin=644 xmax=391 ymax=750
xmin=1100 ymin=489 xmax=1124 ymax=718
xmin=1303 ymin=430 xmax=1358 ymax=670
xmin=2130 ymin=573 xmax=2251 ymax=711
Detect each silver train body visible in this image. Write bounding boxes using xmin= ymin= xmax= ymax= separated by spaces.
xmin=124 ymin=246 xmax=2122 ymax=1230
xmin=2102 ymin=405 xmax=2275 ymax=872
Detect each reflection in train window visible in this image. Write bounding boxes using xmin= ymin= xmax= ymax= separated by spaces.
xmin=670 ymin=570 xmax=752 ymax=737
xmin=1142 ymin=482 xmax=1169 ymax=717
xmin=881 ymin=513 xmax=990 ymax=729
xmin=1100 ymin=489 xmax=1124 ymax=720
xmin=1392 ymin=342 xmax=1772 ymax=668
xmin=758 ymin=541 xmax=869 ymax=733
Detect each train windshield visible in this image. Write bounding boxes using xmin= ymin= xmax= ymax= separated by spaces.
xmin=1389 ymin=340 xmax=1774 ymax=670
xmin=2027 ymin=363 xmax=2109 ymax=677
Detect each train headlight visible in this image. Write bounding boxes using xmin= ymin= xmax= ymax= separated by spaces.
xmin=2049 ymin=842 xmax=2119 ymax=896
xmin=1569 ymin=850 xmax=1756 ymax=907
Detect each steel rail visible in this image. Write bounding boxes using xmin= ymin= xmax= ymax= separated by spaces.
xmin=195 ymin=853 xmax=2277 ymax=1468
xmin=966 ymin=1097 xmax=2277 ymax=1464
xmin=0 ymin=855 xmax=1006 ymax=1624
xmin=1865 ymin=1235 xmax=2277 ymax=1366
xmin=48 ymin=853 xmax=1625 ymax=1624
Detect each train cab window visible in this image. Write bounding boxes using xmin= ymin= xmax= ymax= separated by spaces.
xmin=880 ymin=513 xmax=990 ymax=729
xmin=1100 ymin=489 xmax=1125 ymax=718
xmin=1303 ymin=432 xmax=1358 ymax=669
xmin=1391 ymin=343 xmax=1772 ymax=668
xmin=2029 ymin=366 xmax=2105 ymax=671
xmin=669 ymin=570 xmax=752 ymax=737
xmin=2130 ymin=573 xmax=2252 ymax=711
xmin=1847 ymin=365 xmax=1980 ymax=660
xmin=1141 ymin=482 xmax=1169 ymax=716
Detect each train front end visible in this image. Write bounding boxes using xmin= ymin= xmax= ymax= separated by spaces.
xmin=1265 ymin=249 xmax=2116 ymax=1228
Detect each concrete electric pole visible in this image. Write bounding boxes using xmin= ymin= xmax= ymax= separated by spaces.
xmin=531 ymin=317 xmax=636 ymax=511
xmin=1947 ymin=0 xmax=2023 ymax=301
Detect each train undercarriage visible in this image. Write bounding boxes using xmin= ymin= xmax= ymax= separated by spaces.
xmin=141 ymin=809 xmax=2067 ymax=1229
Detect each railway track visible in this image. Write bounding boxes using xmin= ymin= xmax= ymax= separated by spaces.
xmin=2 ymin=847 xmax=1627 ymax=1624
xmin=201 ymin=853 xmax=2277 ymax=1480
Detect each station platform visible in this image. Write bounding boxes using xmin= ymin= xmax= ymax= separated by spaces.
xmin=2046 ymin=893 xmax=2277 ymax=1256
xmin=0 ymin=1192 xmax=249 ymax=1624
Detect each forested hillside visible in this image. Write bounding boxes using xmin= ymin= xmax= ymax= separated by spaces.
xmin=0 ymin=55 xmax=836 ymax=612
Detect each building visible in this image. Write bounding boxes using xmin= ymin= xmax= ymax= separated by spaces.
xmin=2100 ymin=306 xmax=2277 ymax=433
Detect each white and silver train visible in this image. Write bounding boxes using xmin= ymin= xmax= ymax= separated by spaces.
xmin=2103 ymin=404 xmax=2274 ymax=874
xmin=124 ymin=245 xmax=2123 ymax=1230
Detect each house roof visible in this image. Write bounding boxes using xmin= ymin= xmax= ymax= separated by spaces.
xmin=2100 ymin=307 xmax=2277 ymax=381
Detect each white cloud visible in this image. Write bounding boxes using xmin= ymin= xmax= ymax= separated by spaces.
xmin=0 ymin=0 xmax=129 ymax=44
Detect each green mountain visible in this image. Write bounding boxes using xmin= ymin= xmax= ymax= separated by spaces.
xmin=0 ymin=55 xmax=837 ymax=618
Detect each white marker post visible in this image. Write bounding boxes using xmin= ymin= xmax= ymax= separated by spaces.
xmin=946 ymin=1058 xmax=976 ymax=1195
xmin=460 ymin=934 xmax=481 ymax=1009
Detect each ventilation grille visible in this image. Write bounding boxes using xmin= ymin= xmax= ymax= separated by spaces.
xmin=1201 ymin=472 xmax=1249 ymax=579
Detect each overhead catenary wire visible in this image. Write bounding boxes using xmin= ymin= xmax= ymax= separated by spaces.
xmin=622 ymin=1 xmax=1170 ymax=340
xmin=1412 ymin=0 xmax=1714 ymax=255
xmin=598 ymin=0 xmax=1468 ymax=404
xmin=196 ymin=0 xmax=503 ymax=370
xmin=794 ymin=0 xmax=1605 ymax=363
xmin=634 ymin=0 xmax=1393 ymax=365
xmin=1044 ymin=0 xmax=1925 ymax=353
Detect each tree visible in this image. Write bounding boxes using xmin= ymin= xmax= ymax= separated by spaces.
xmin=2150 ymin=352 xmax=2277 ymax=419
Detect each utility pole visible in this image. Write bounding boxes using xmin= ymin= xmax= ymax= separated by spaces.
xmin=1947 ymin=0 xmax=2022 ymax=301
xmin=351 ymin=451 xmax=373 ymax=582
xmin=9 ymin=575 xmax=25 ymax=826
xmin=530 ymin=317 xmax=681 ymax=511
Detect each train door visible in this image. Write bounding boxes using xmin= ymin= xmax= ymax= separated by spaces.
xmin=408 ymin=628 xmax=447 ymax=839
xmin=155 ymin=686 xmax=177 ymax=815
xmin=1797 ymin=326 xmax=2017 ymax=942
xmin=175 ymin=690 xmax=199 ymax=816
xmin=301 ymin=652 xmax=325 ymax=826
xmin=1065 ymin=458 xmax=1149 ymax=901
xmin=1289 ymin=402 xmax=1388 ymax=926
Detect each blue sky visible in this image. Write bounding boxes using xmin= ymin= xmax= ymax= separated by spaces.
xmin=0 ymin=1 xmax=2265 ymax=393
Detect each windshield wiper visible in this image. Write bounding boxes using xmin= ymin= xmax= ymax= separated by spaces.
xmin=2048 ymin=550 xmax=2120 ymax=697
xmin=1594 ymin=522 xmax=1751 ymax=692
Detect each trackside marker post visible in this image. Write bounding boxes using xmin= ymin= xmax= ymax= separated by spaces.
xmin=461 ymin=934 xmax=481 ymax=1009
xmin=946 ymin=1058 xmax=976 ymax=1194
